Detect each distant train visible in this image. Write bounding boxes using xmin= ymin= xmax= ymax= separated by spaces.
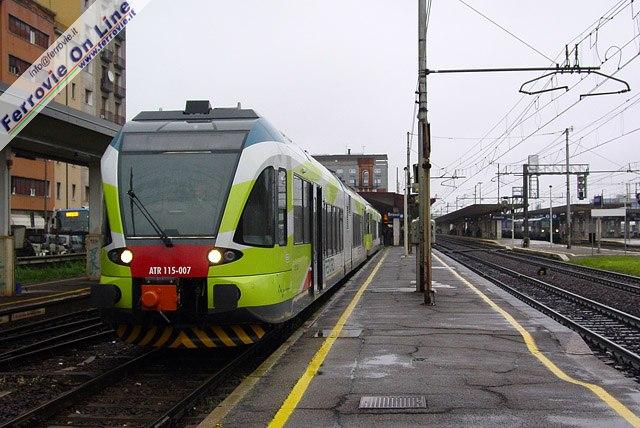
xmin=92 ymin=100 xmax=382 ymax=348
xmin=501 ymin=217 xmax=561 ymax=242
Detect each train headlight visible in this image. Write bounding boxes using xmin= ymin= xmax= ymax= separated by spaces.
xmin=120 ymin=249 xmax=133 ymax=264
xmin=208 ymin=248 xmax=223 ymax=264
xmin=107 ymin=248 xmax=133 ymax=266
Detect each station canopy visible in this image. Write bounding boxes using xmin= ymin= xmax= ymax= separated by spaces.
xmin=1 ymin=82 xmax=120 ymax=166
xmin=435 ymin=203 xmax=514 ymax=224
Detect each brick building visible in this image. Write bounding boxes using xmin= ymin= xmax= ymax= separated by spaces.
xmin=313 ymin=152 xmax=388 ymax=192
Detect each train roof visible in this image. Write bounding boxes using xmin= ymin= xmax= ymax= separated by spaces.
xmin=132 ymin=100 xmax=260 ymax=122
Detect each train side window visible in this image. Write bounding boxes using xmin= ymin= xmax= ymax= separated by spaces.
xmin=352 ymin=213 xmax=362 ymax=247
xmin=333 ymin=207 xmax=338 ymax=253
xmin=235 ymin=167 xmax=275 ymax=247
xmin=339 ymin=209 xmax=343 ymax=251
xmin=294 ymin=176 xmax=304 ymax=244
xmin=303 ymin=181 xmax=312 ymax=244
xmin=294 ymin=176 xmax=312 ymax=245
xmin=277 ymin=169 xmax=287 ymax=246
xmin=322 ymin=203 xmax=327 ymax=257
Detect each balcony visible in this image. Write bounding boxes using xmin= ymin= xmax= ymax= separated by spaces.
xmin=114 ymin=54 xmax=125 ymax=69
xmin=100 ymin=77 xmax=113 ymax=93
xmin=101 ymin=49 xmax=113 ymax=63
xmin=114 ymin=84 xmax=126 ymax=99
xmin=115 ymin=114 xmax=126 ymax=125
xmin=100 ymin=110 xmax=114 ymax=122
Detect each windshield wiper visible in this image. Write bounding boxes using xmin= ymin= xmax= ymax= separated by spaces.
xmin=126 ymin=188 xmax=173 ymax=248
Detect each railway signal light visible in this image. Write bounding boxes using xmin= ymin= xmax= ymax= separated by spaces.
xmin=577 ymin=174 xmax=587 ymax=200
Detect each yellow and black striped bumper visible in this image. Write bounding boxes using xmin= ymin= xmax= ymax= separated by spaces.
xmin=115 ymin=324 xmax=267 ymax=348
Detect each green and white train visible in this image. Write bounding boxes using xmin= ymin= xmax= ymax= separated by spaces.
xmin=92 ymin=100 xmax=382 ymax=348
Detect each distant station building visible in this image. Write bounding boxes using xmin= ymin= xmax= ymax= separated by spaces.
xmin=313 ymin=151 xmax=388 ymax=192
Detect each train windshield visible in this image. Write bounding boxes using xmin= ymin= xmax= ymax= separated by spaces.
xmin=118 ymin=132 xmax=244 ymax=238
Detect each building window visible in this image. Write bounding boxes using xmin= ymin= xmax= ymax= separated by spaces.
xmin=8 ymin=55 xmax=30 ymax=76
xmin=11 ymin=177 xmax=47 ymax=197
xmin=374 ymin=168 xmax=381 ymax=174
xmin=349 ymin=179 xmax=355 ymax=185
xmin=349 ymin=168 xmax=356 ymax=174
xmin=8 ymin=15 xmax=49 ymax=48
xmin=71 ymin=184 xmax=76 ymax=200
xmin=362 ymin=171 xmax=370 ymax=187
xmin=85 ymin=89 xmax=93 ymax=106
xmin=56 ymin=182 xmax=61 ymax=200
xmin=71 ymin=83 xmax=76 ymax=99
xmin=336 ymin=168 xmax=343 ymax=174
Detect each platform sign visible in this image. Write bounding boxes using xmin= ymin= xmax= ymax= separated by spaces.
xmin=591 ymin=208 xmax=626 ymax=217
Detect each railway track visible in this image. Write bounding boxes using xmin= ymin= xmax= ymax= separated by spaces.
xmin=0 ymin=309 xmax=112 ymax=365
xmin=436 ymin=243 xmax=640 ymax=376
xmin=16 ymin=253 xmax=86 ymax=267
xmin=0 ymin=251 xmax=383 ymax=427
xmin=2 ymin=327 xmax=282 ymax=427
xmin=438 ymin=236 xmax=640 ymax=296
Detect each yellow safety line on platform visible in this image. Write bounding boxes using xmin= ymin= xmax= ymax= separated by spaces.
xmin=0 ymin=287 xmax=89 ymax=308
xmin=268 ymin=250 xmax=387 ymax=428
xmin=434 ymin=253 xmax=640 ymax=428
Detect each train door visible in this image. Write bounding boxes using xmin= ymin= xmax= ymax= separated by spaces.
xmin=315 ymin=186 xmax=323 ymax=291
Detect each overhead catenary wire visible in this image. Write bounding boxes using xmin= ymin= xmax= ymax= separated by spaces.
xmin=439 ymin=1 xmax=637 ymax=183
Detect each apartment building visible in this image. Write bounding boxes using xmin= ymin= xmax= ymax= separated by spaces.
xmin=0 ymin=0 xmax=125 ymax=228
xmin=314 ymin=152 xmax=389 ymax=192
xmin=0 ymin=0 xmax=56 ymax=227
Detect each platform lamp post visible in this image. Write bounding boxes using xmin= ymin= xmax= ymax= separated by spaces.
xmin=549 ymin=185 xmax=553 ymax=246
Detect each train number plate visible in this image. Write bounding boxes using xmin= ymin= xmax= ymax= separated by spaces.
xmin=147 ymin=266 xmax=192 ymax=275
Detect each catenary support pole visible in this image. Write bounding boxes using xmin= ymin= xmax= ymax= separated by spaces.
xmin=523 ymin=163 xmax=529 ymax=247
xmin=418 ymin=0 xmax=433 ymax=304
xmin=404 ymin=132 xmax=410 ymax=256
xmin=565 ymin=128 xmax=572 ymax=249
xmin=86 ymin=161 xmax=104 ymax=280
xmin=0 ymin=147 xmax=14 ymax=296
xmin=625 ymin=182 xmax=629 ymax=254
xmin=549 ymin=185 xmax=553 ymax=246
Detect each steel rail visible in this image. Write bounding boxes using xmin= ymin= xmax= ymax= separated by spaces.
xmin=16 ymin=253 xmax=86 ymax=266
xmin=0 ymin=323 xmax=111 ymax=364
xmin=150 ymin=328 xmax=283 ymax=427
xmin=1 ymin=350 xmax=157 ymax=428
xmin=0 ymin=309 xmax=97 ymax=335
xmin=439 ymin=248 xmax=640 ymax=371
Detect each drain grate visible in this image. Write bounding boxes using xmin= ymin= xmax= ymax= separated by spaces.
xmin=359 ymin=395 xmax=427 ymax=409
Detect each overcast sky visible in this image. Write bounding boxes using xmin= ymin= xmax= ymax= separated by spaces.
xmin=127 ymin=0 xmax=640 ymax=213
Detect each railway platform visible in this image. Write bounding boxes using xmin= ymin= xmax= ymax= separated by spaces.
xmin=206 ymin=246 xmax=640 ymax=427
xmin=491 ymin=237 xmax=638 ymax=260
xmin=0 ymin=277 xmax=94 ymax=324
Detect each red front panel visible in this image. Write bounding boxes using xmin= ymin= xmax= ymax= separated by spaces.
xmin=130 ymin=245 xmax=211 ymax=278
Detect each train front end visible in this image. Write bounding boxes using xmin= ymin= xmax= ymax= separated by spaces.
xmin=93 ymin=101 xmax=296 ymax=348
